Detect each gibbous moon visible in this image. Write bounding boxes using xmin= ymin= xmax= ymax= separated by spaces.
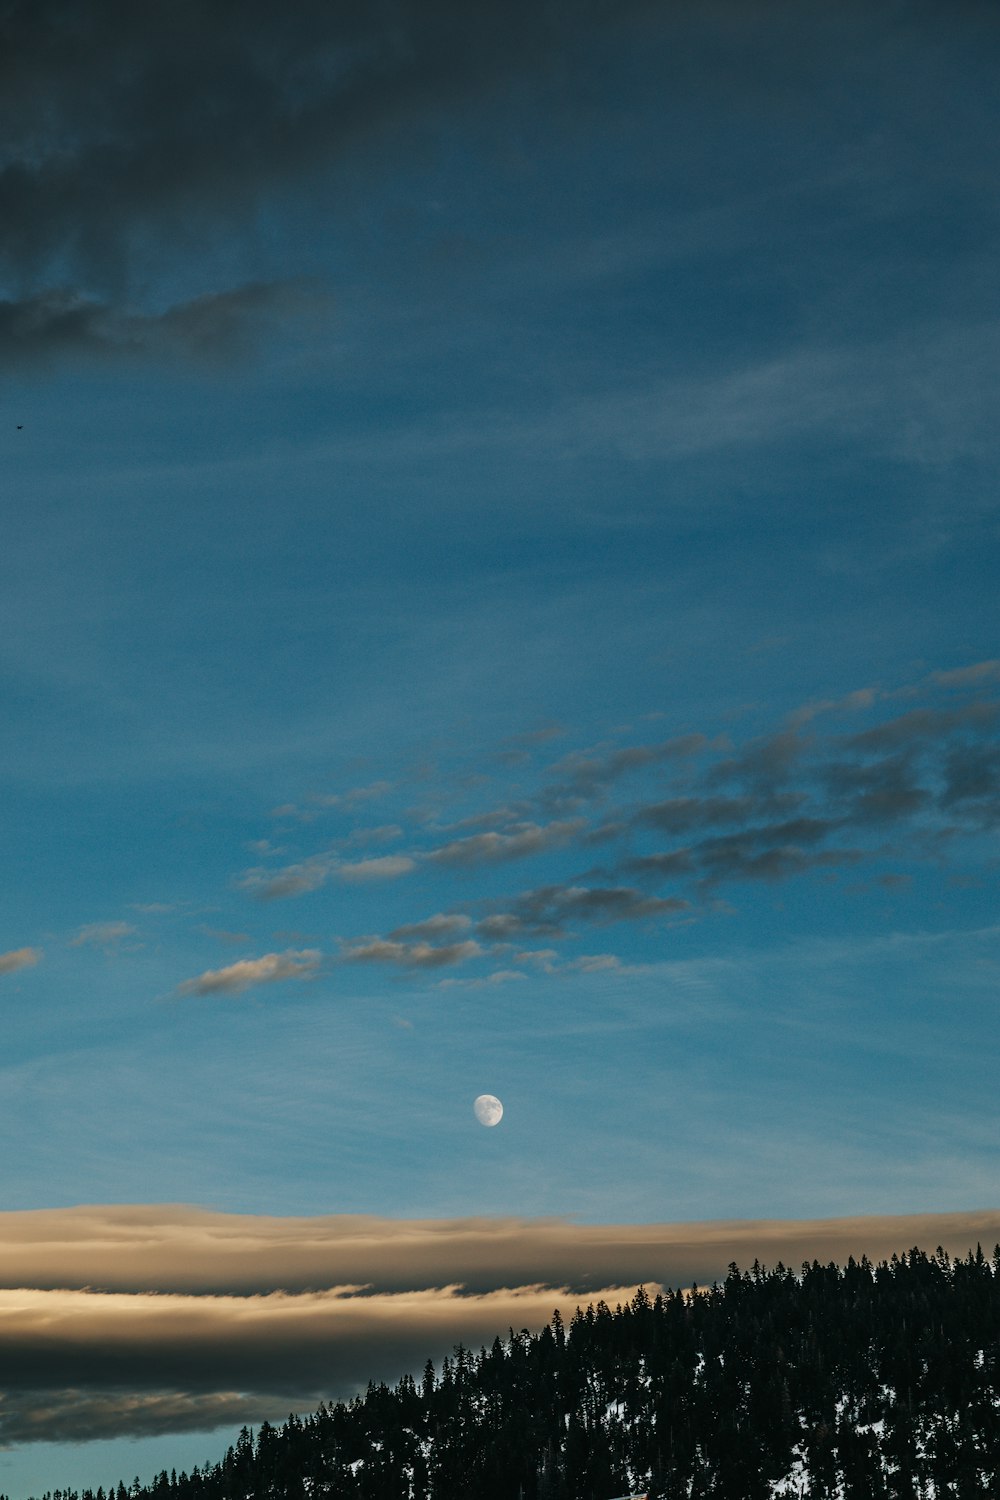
xmin=473 ymin=1093 xmax=503 ymax=1127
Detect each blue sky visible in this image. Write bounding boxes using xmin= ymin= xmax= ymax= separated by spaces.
xmin=1 ymin=0 xmax=999 ymax=1493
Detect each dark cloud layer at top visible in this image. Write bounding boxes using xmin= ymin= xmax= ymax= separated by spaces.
xmin=0 ymin=0 xmax=646 ymax=294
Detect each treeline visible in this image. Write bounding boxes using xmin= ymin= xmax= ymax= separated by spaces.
xmin=26 ymin=1244 xmax=1000 ymax=1500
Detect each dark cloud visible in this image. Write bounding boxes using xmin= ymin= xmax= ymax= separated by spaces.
xmin=695 ymin=841 xmax=862 ymax=885
xmin=845 ymin=701 xmax=1000 ymax=753
xmin=0 ymin=281 xmax=321 ymax=369
xmin=627 ymin=817 xmax=853 ymax=887
xmin=940 ymin=743 xmax=1000 ymax=809
xmin=544 ymin=734 xmax=711 ymax=805
xmin=0 ymin=1389 xmax=287 ymax=1446
xmin=706 ymin=728 xmax=810 ymax=790
xmin=822 ymin=755 xmax=931 ymax=825
xmin=626 ymin=849 xmax=696 ymax=879
xmin=634 ymin=793 xmax=804 ymax=834
xmin=0 ymin=0 xmax=646 ymax=328
xmin=477 ymin=882 xmax=686 ymax=938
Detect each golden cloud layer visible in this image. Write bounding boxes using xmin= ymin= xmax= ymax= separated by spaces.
xmin=0 ymin=1204 xmax=996 ymax=1445
xmin=0 ymin=1203 xmax=997 ymax=1296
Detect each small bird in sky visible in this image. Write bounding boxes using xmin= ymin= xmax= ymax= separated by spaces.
xmin=16 ymin=424 xmax=22 ymax=429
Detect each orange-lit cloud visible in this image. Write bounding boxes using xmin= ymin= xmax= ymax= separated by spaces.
xmin=178 ymin=951 xmax=321 ymax=996
xmin=0 ymin=947 xmax=41 ymax=976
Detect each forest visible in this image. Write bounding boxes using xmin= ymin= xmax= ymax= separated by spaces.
xmin=22 ymin=1245 xmax=1000 ymax=1500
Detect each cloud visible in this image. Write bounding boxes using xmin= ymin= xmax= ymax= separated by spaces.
xmin=627 ymin=818 xmax=860 ymax=887
xmin=234 ymin=662 xmax=999 ymax=942
xmin=341 ymin=938 xmax=481 ymax=970
xmin=70 ymin=921 xmax=136 ymax=948
xmin=545 ymin=734 xmax=711 ymax=803
xmin=438 ymin=968 xmax=529 ymax=989
xmin=178 ymin=950 xmax=322 ymax=996
xmin=478 ymin=883 xmax=687 ymax=937
xmin=566 ymin=953 xmax=624 ymax=973
xmin=626 ymin=849 xmax=696 ymax=878
xmin=336 ymin=855 xmax=416 ymax=882
xmin=822 ymin=755 xmax=931 ymax=825
xmin=845 ymin=701 xmax=999 ymax=754
xmin=428 ymin=820 xmax=584 ymax=867
xmin=0 ymin=1203 xmax=997 ymax=1443
xmin=939 ymin=743 xmax=1000 ymax=821
xmin=238 ymin=858 xmax=333 ymax=900
xmin=694 ymin=839 xmax=862 ymax=885
xmin=0 ymin=1388 xmax=287 ymax=1447
xmin=634 ymin=794 xmax=801 ymax=834
xmin=2 ymin=1204 xmax=999 ymax=1300
xmin=788 ymin=688 xmax=879 ymax=727
xmin=0 ymin=1282 xmax=583 ymax=1405
xmin=388 ymin=914 xmax=473 ymax=941
xmin=707 ymin=728 xmax=810 ymax=789
xmin=927 ymin=660 xmax=1000 ymax=691
xmin=241 ymin=851 xmax=415 ymax=899
xmin=0 ymin=282 xmax=322 ymax=370
xmin=0 ymin=0 xmax=661 ymax=374
xmin=343 ymin=781 xmax=395 ymax=806
xmin=0 ymin=947 xmax=41 ymax=976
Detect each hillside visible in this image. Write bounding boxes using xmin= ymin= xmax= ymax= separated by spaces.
xmin=27 ymin=1246 xmax=1000 ymax=1500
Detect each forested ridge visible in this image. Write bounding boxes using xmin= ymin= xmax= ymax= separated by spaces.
xmin=24 ymin=1245 xmax=1000 ymax=1500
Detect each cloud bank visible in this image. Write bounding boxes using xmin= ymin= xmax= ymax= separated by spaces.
xmin=0 ymin=1204 xmax=997 ymax=1445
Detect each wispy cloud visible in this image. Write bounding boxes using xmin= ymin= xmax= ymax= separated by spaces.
xmin=478 ymin=883 xmax=687 ymax=938
xmin=178 ymin=950 xmax=322 ymax=996
xmin=428 ymin=820 xmax=583 ymax=867
xmin=388 ymin=914 xmax=473 ymax=942
xmin=927 ymin=660 xmax=1000 ymax=691
xmin=236 ymin=660 xmax=999 ymax=957
xmin=543 ymin=735 xmax=711 ymax=805
xmin=70 ymin=921 xmax=137 ymax=948
xmin=336 ymin=855 xmax=416 ymax=882
xmin=238 ymin=858 xmax=332 ymax=901
xmin=239 ymin=852 xmax=414 ymax=900
xmin=341 ymin=938 xmax=481 ymax=970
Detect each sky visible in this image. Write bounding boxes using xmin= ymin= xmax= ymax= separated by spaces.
xmin=1 ymin=0 xmax=999 ymax=1492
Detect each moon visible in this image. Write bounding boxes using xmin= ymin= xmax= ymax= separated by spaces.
xmin=473 ymin=1093 xmax=503 ymax=1127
